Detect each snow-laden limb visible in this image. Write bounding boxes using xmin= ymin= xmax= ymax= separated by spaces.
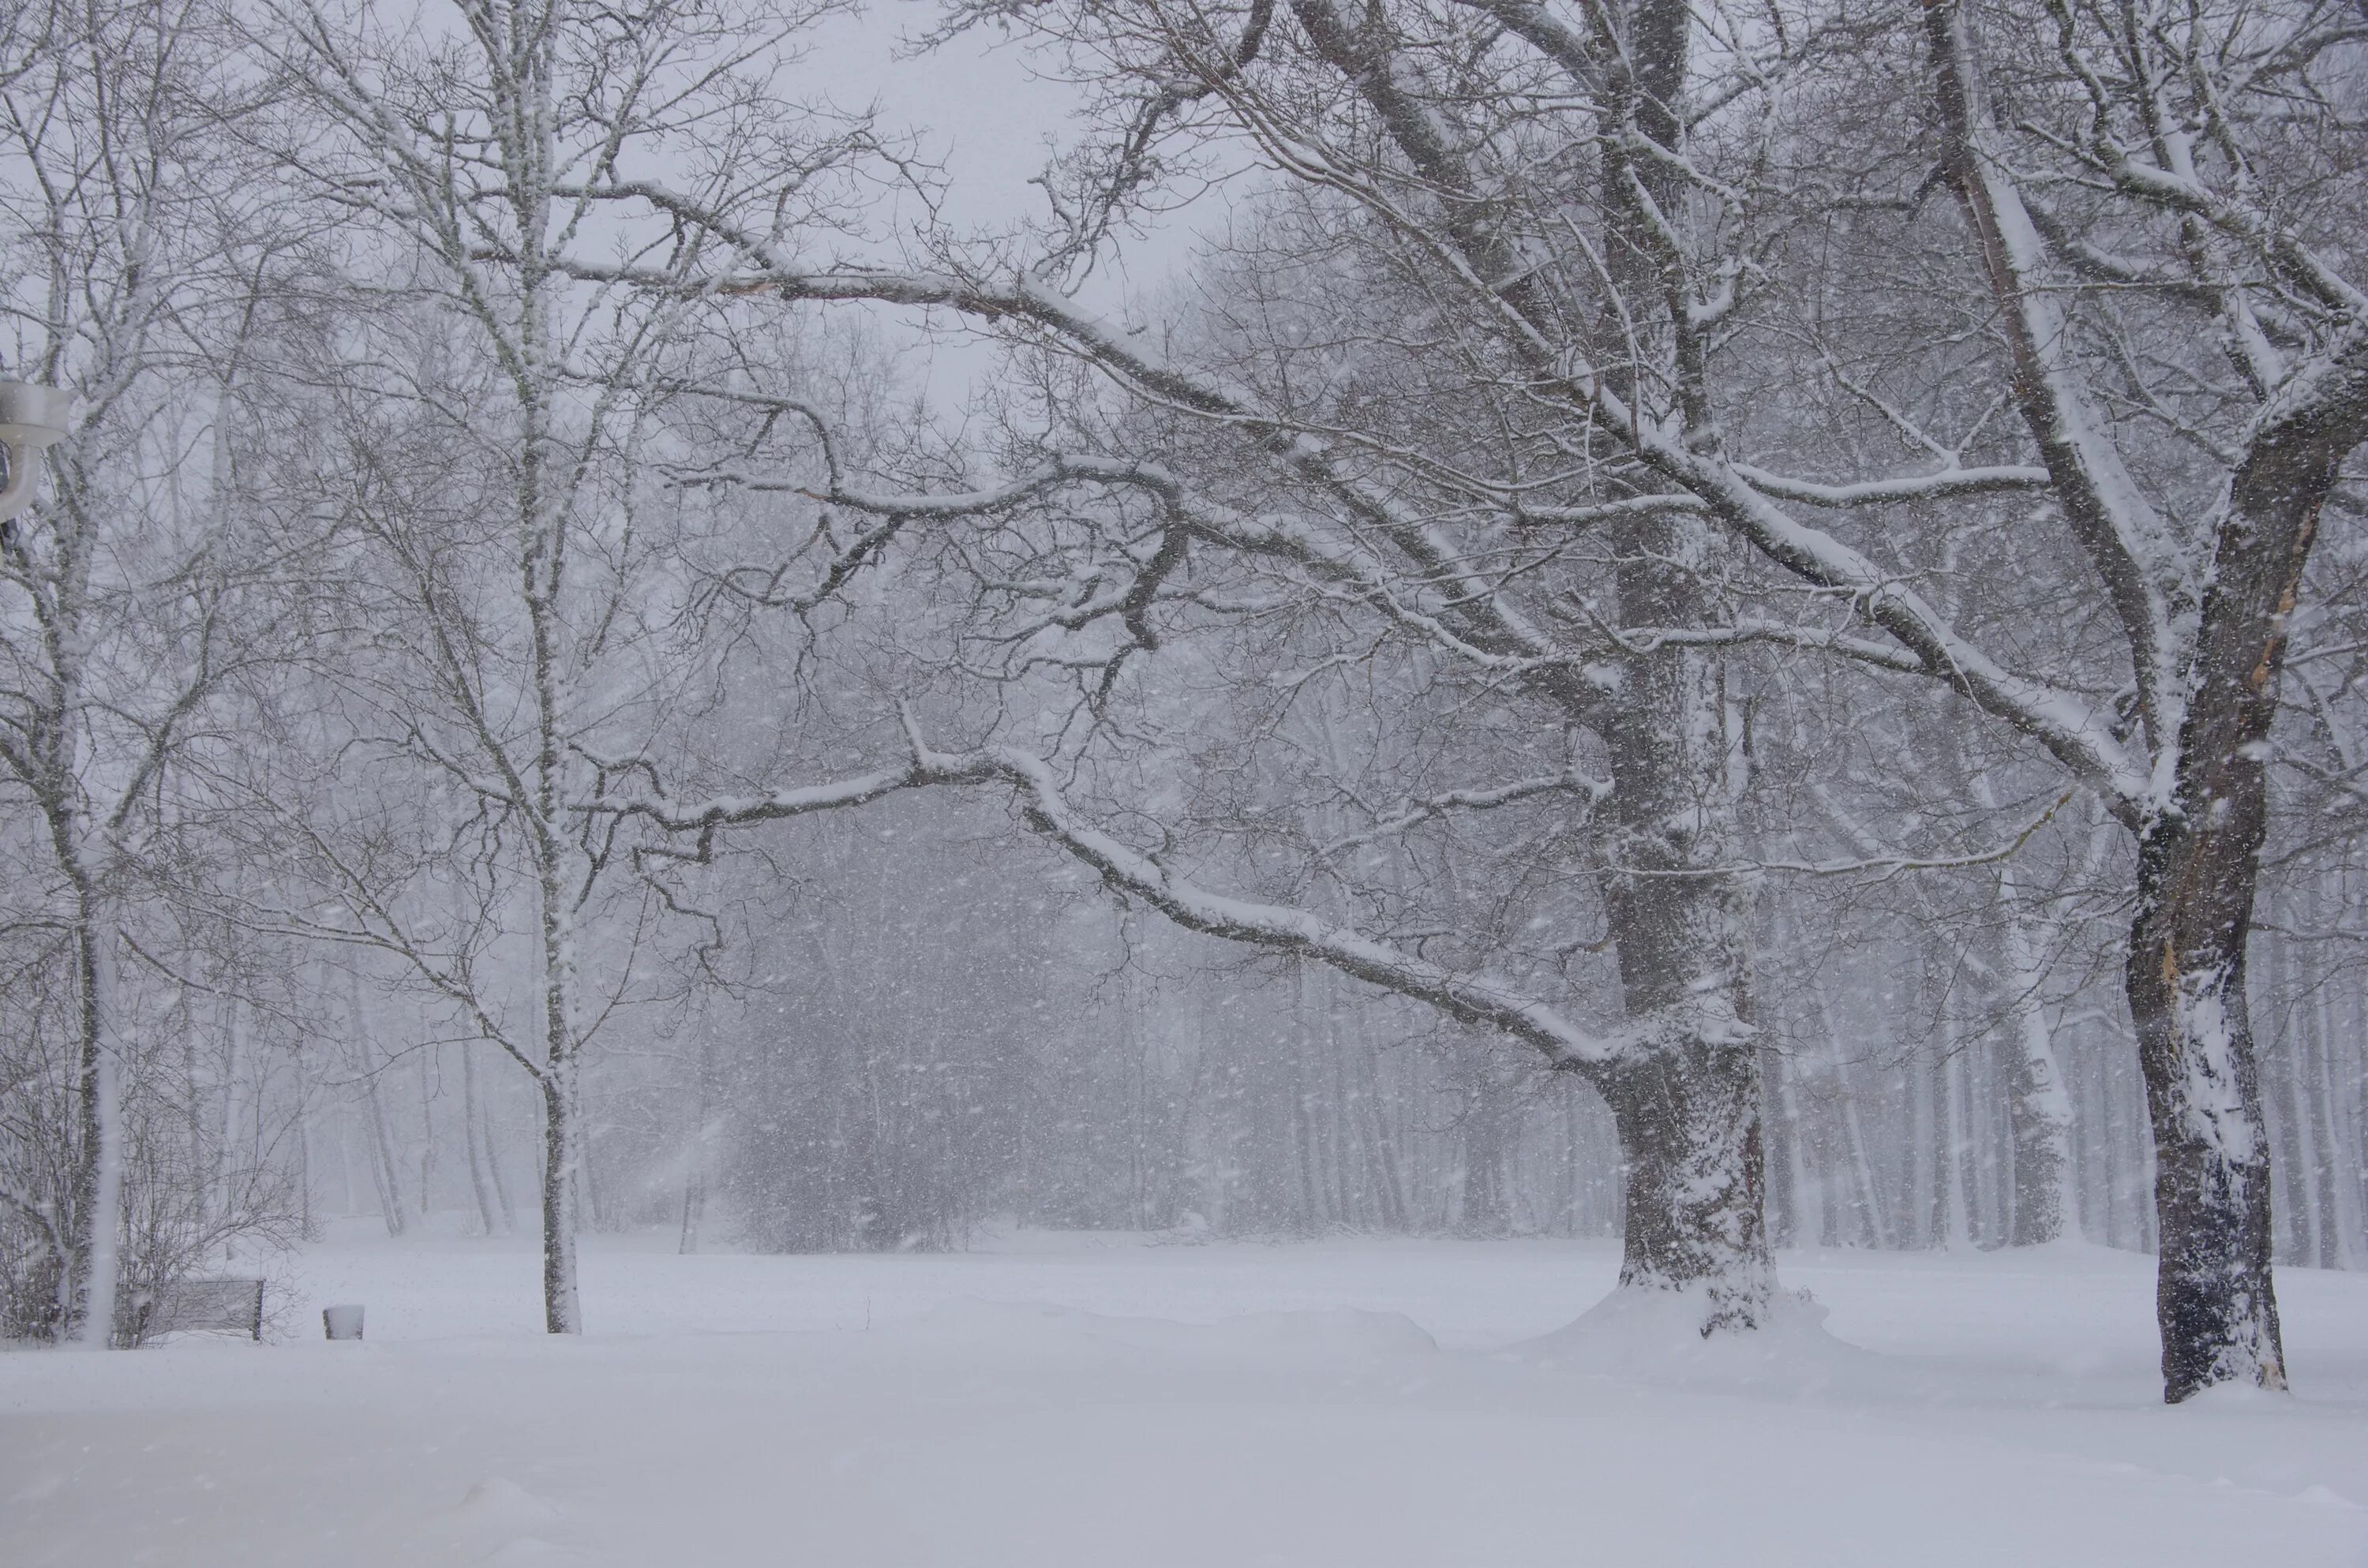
xmin=655 ymin=59 xmax=2145 ymax=829
xmin=811 ymin=455 xmax=1627 ymax=702
xmin=1643 ymin=444 xmax=2154 ymax=811
xmin=597 ymin=719 xmax=1628 ymax=1072
xmin=1321 ymin=767 xmax=1613 ymax=855
xmin=813 ymin=448 xmax=2020 ymax=750
xmin=556 ymin=178 xmax=2123 ymax=798
xmin=542 ymin=196 xmax=1576 ymax=679
xmin=589 ymin=765 xmax=928 ymax=865
xmin=1598 ymin=619 xmax=1926 ymax=675
xmin=2098 ymin=155 xmax=2367 ymax=320
xmin=1192 ymin=0 xmax=2154 ymax=819
xmin=1727 ymin=462 xmax=2055 ymax=507
xmin=1923 ymin=0 xmax=2194 ymax=756
xmin=2231 ymin=318 xmax=2368 ymax=486
xmin=1605 ymin=789 xmax=2081 ymax=881
xmin=950 ymin=741 xmax=1625 ymax=1071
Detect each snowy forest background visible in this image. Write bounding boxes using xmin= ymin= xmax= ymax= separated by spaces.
xmin=2 ymin=0 xmax=2363 ymax=1390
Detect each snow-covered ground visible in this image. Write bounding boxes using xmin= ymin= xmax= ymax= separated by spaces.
xmin=6 ymin=1226 xmax=2366 ymax=1566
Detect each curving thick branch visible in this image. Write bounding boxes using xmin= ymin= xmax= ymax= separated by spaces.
xmin=594 ymin=710 xmax=1638 ymax=1072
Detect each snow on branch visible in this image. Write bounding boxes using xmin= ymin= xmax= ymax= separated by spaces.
xmin=1924 ymin=0 xmax=2194 ymax=744
xmin=1652 ymin=445 xmax=2153 ymax=813
xmin=811 ymin=455 xmax=1619 ymax=700
xmin=946 ymin=737 xmax=1625 ymax=1070
xmin=591 ymin=713 xmax=1631 ymax=1071
xmin=540 ymin=194 xmax=1576 ymax=680
xmin=1607 ymin=788 xmax=2081 ymax=881
xmin=1729 ymin=462 xmax=2055 ymax=507
xmin=1592 ymin=619 xmax=1925 ymax=674
xmin=558 ymin=174 xmax=2119 ymax=795
xmin=1321 ymin=767 xmax=1613 ymax=855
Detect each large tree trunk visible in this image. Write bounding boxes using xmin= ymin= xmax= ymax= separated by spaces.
xmin=2126 ymin=825 xmax=2284 ymax=1400
xmin=1593 ymin=511 xmax=1774 ymax=1332
xmin=2123 ymin=447 xmax=2339 ymax=1398
xmin=1924 ymin=0 xmax=2366 ymax=1394
xmin=1600 ymin=1038 xmax=1770 ymax=1328
xmin=1570 ymin=0 xmax=1774 ymax=1327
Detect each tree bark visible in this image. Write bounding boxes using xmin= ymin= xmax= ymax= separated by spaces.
xmin=539 ymin=1062 xmax=582 ymax=1334
xmin=2123 ymin=457 xmax=2336 ymax=1397
xmin=1995 ymin=855 xmax=2072 ymax=1245
xmin=62 ymin=900 xmax=123 ymax=1347
xmin=1592 ymin=504 xmax=1774 ymax=1330
xmin=1599 ymin=1038 xmax=1770 ymax=1327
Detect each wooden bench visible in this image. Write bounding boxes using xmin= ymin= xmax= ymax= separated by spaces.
xmin=118 ymin=1277 xmax=264 ymax=1342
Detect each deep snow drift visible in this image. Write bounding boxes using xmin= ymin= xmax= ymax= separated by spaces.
xmin=5 ymin=1226 xmax=2364 ymax=1566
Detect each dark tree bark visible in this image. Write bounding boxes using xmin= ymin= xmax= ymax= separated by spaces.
xmin=1601 ymin=1042 xmax=1768 ymax=1322
xmin=1592 ymin=500 xmax=1772 ymax=1327
xmin=2122 ymin=416 xmax=2353 ymax=1396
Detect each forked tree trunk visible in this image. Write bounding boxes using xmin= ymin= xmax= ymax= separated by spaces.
xmin=2126 ymin=828 xmax=2284 ymax=1400
xmin=2123 ymin=447 xmax=2340 ymax=1398
xmin=1923 ymin=0 xmax=2366 ymax=1392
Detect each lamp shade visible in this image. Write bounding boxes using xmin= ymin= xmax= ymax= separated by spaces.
xmin=0 ymin=381 xmax=72 ymax=450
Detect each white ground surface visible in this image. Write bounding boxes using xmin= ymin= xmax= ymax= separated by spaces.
xmin=6 ymin=1226 xmax=2366 ymax=1566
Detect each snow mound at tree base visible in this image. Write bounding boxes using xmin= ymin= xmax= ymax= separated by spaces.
xmin=1517 ymin=1283 xmax=1884 ymax=1394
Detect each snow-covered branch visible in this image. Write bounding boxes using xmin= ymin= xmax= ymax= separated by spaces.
xmin=1320 ymin=767 xmax=1612 ymax=855
xmin=594 ymin=715 xmax=1632 ymax=1071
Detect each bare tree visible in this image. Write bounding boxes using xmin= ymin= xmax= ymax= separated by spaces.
xmin=0 ymin=0 xmax=313 ymax=1344
xmin=244 ymin=0 xmax=895 ymax=1330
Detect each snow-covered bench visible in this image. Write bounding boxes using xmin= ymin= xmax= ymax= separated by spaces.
xmin=118 ymin=1278 xmax=264 ymax=1342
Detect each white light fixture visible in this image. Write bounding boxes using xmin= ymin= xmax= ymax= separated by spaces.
xmin=0 ymin=380 xmax=73 ymax=523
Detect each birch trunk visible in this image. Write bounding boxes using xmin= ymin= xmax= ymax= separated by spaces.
xmin=64 ymin=902 xmax=123 ymax=1347
xmin=538 ymin=1059 xmax=583 ymax=1334
xmin=1995 ymin=862 xmax=2073 ymax=1245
